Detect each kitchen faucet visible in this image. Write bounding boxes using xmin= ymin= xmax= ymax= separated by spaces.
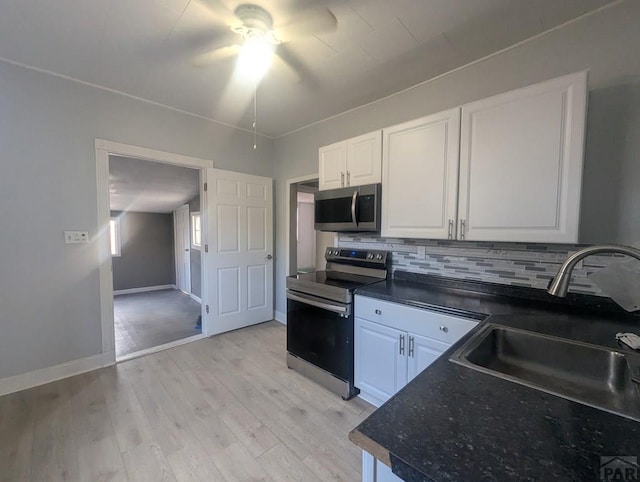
xmin=547 ymin=244 xmax=640 ymax=297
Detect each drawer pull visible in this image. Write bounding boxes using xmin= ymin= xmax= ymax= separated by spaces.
xmin=439 ymin=326 xmax=449 ymax=333
xmin=375 ymin=309 xmax=382 ymax=315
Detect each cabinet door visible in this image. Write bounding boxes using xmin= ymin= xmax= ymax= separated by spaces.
xmin=355 ymin=317 xmax=406 ymax=407
xmin=347 ymin=131 xmax=382 ymax=187
xmin=458 ymin=71 xmax=587 ymax=243
xmin=407 ymin=333 xmax=450 ymax=383
xmin=319 ymin=141 xmax=347 ymax=191
xmin=382 ymin=108 xmax=461 ymax=239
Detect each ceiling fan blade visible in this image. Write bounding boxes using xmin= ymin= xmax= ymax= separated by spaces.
xmin=272 ymin=44 xmax=318 ymax=88
xmin=191 ymin=45 xmax=240 ymax=67
xmin=177 ymin=27 xmax=236 ymax=53
xmin=275 ymin=8 xmax=337 ymax=43
xmin=197 ymin=0 xmax=237 ymax=25
xmin=272 ymin=52 xmax=301 ymax=84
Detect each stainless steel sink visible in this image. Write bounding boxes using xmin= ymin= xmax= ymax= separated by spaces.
xmin=450 ymin=324 xmax=640 ymax=421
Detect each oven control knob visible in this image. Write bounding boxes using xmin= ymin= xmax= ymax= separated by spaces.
xmin=376 ymin=254 xmax=383 ymax=260
xmin=367 ymin=253 xmax=374 ymax=260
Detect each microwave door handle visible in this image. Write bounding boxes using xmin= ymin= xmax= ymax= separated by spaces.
xmin=351 ymin=190 xmax=358 ymax=227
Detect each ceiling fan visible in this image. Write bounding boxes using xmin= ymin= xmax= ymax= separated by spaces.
xmin=190 ymin=2 xmax=338 ymax=81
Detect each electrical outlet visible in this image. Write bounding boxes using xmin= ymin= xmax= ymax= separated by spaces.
xmin=417 ymin=246 xmax=426 ymax=259
xmin=64 ymin=231 xmax=89 ymax=244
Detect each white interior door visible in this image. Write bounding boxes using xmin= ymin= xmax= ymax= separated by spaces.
xmin=174 ymin=204 xmax=191 ymax=294
xmin=205 ymin=169 xmax=273 ymax=335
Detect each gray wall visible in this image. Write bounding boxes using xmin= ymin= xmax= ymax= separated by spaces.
xmin=0 ymin=59 xmax=272 ymax=379
xmin=188 ymin=196 xmax=202 ymax=298
xmin=273 ymin=0 xmax=640 ymax=317
xmin=111 ymin=211 xmax=175 ymax=291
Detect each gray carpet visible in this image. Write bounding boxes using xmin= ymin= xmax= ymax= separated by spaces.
xmin=114 ymin=289 xmax=201 ymax=358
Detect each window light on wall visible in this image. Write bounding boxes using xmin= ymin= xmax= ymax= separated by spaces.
xmin=109 ymin=217 xmax=121 ymax=257
xmin=191 ymin=212 xmax=201 ymax=249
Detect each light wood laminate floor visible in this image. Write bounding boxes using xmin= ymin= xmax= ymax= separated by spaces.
xmin=114 ymin=289 xmax=202 ymax=358
xmin=0 ymin=321 xmax=375 ymax=482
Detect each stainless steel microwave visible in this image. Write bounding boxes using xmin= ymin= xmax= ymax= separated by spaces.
xmin=314 ymin=183 xmax=381 ymax=232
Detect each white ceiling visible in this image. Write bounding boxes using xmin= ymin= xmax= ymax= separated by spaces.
xmin=0 ymin=0 xmax=618 ymax=137
xmin=109 ymin=156 xmax=200 ymax=213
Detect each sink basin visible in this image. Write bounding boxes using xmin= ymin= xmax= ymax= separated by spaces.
xmin=450 ymin=324 xmax=640 ymax=421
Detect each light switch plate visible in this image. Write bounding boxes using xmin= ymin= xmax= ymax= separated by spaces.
xmin=417 ymin=246 xmax=426 ymax=259
xmin=64 ymin=231 xmax=89 ymax=244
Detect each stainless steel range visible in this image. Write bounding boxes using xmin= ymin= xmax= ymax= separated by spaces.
xmin=286 ymin=247 xmax=389 ymax=399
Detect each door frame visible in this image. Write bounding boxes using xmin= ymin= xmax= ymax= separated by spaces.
xmin=95 ymin=139 xmax=214 ymax=365
xmin=285 ymin=174 xmax=319 ymax=279
xmin=174 ymin=204 xmax=192 ymax=294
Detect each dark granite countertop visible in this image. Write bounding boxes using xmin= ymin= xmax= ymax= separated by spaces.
xmin=350 ymin=273 xmax=640 ymax=481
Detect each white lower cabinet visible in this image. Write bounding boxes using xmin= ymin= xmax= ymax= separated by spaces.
xmin=354 ymin=295 xmax=478 ymax=407
xmin=406 ymin=333 xmax=450 ymax=383
xmin=355 ymin=318 xmax=406 ymax=405
xmin=356 ymin=295 xmax=479 ymax=482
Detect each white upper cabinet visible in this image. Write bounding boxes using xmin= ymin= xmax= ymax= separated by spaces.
xmin=319 ymin=140 xmax=347 ymax=191
xmin=380 ymin=71 xmax=587 ymax=243
xmin=382 ymin=109 xmax=461 ymax=239
xmin=458 ymin=71 xmax=588 ymax=243
xmin=319 ymin=130 xmax=382 ymax=191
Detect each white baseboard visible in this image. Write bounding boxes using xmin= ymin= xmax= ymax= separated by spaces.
xmin=0 ymin=352 xmax=110 ymax=397
xmin=114 ymin=284 xmax=176 ymax=296
xmin=274 ymin=310 xmax=286 ymax=324
xmin=190 ymin=293 xmax=202 ymax=303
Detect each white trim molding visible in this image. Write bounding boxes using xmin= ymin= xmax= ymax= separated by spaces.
xmin=274 ymin=310 xmax=286 ymax=324
xmin=113 ymin=284 xmax=176 ymax=296
xmin=96 ymin=140 xmax=213 ymax=360
xmin=0 ymin=353 xmax=111 ymax=397
xmin=190 ymin=293 xmax=202 ymax=303
xmin=95 ymin=139 xmax=215 ymax=169
xmin=286 ymin=173 xmax=319 ymax=278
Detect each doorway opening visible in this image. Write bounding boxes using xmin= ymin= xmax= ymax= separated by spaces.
xmin=108 ymin=155 xmax=203 ymax=361
xmin=287 ymin=176 xmax=336 ymax=277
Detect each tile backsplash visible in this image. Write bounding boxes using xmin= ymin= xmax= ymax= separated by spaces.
xmin=338 ymin=235 xmax=629 ymax=296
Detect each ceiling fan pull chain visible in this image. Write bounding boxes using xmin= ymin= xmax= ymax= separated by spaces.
xmin=253 ymin=80 xmax=257 ymax=150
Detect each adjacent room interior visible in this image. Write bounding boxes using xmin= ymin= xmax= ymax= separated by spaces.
xmin=108 ymin=155 xmax=203 ymax=359
xmin=288 ymin=178 xmax=335 ymax=276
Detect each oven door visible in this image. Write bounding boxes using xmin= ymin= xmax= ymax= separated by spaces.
xmin=286 ymin=290 xmax=353 ymax=383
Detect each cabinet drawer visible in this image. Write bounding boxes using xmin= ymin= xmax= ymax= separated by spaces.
xmin=355 ymin=295 xmax=478 ymax=344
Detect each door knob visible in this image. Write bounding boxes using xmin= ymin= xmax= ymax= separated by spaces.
xmin=265 ymin=254 xmax=273 ymax=260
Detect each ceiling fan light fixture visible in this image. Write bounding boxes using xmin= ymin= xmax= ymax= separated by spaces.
xmin=230 ymin=5 xmax=280 ymax=44
xmin=236 ymin=35 xmax=275 ymax=83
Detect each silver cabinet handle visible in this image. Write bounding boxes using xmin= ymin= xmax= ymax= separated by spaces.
xmin=347 ymin=170 xmax=350 ymax=186
xmin=341 ymin=172 xmax=345 ymax=187
xmin=459 ymin=219 xmax=466 ymax=240
xmin=399 ymin=334 xmax=405 ymax=355
xmin=351 ymin=190 xmax=358 ymax=228
xmin=374 ymin=309 xmax=382 ymax=315
xmin=447 ymin=219 xmax=454 ymax=240
xmin=408 ymin=335 xmax=414 ymax=358
xmin=439 ymin=325 xmax=449 ymax=333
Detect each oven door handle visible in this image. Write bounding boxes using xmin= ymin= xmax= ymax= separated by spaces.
xmin=287 ymin=291 xmax=351 ymax=316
